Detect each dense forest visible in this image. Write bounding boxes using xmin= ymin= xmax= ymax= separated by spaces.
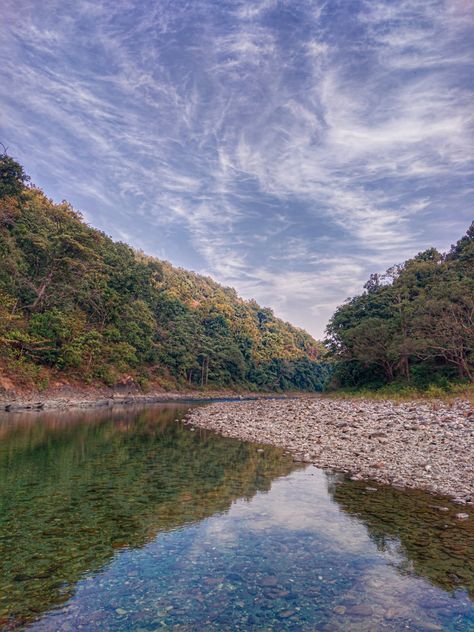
xmin=326 ymin=222 xmax=474 ymax=391
xmin=0 ymin=154 xmax=328 ymax=394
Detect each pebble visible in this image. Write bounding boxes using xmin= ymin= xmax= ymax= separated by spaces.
xmin=260 ymin=576 xmax=278 ymax=587
xmin=346 ymin=604 xmax=373 ymax=616
xmin=384 ymin=607 xmax=399 ymax=620
xmin=185 ymin=398 xmax=474 ymax=500
xmin=333 ymin=605 xmax=346 ymax=615
xmin=415 ymin=622 xmax=443 ymax=631
xmin=277 ymin=609 xmax=295 ymax=619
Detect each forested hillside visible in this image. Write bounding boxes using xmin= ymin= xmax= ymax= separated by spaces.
xmin=0 ymin=154 xmax=328 ymax=394
xmin=326 ymin=223 xmax=474 ymax=390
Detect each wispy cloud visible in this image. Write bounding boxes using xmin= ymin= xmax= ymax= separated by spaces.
xmin=1 ymin=0 xmax=472 ymax=337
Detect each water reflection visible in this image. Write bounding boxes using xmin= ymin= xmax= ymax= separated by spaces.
xmin=0 ymin=405 xmax=472 ymax=631
xmin=0 ymin=405 xmax=296 ymax=628
xmin=327 ymin=472 xmax=474 ymax=599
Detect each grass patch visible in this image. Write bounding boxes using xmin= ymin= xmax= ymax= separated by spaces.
xmin=326 ymin=382 xmax=474 ymax=404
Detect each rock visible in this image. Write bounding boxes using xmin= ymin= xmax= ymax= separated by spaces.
xmin=0 ymin=376 xmax=16 ymax=395
xmin=454 ymin=513 xmax=469 ymax=520
xmin=333 ymin=605 xmax=346 ymax=615
xmin=369 ymin=432 xmax=387 ymax=439
xmin=347 ymin=604 xmax=373 ymax=616
xmin=277 ymin=610 xmax=295 ymax=619
xmin=114 ymin=375 xmax=139 ymax=393
xmin=204 ymin=577 xmax=221 ymax=585
xmin=415 ymin=622 xmax=442 ymax=631
xmin=384 ymin=607 xmax=399 ymax=620
xmin=260 ymin=575 xmax=278 ymax=587
xmin=115 ymin=608 xmax=127 ymax=616
xmin=185 ymin=397 xmax=474 ymax=501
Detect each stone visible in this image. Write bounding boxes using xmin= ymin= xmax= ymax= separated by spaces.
xmin=415 ymin=622 xmax=442 ymax=631
xmin=347 ymin=604 xmax=373 ymax=616
xmin=384 ymin=608 xmax=399 ymax=620
xmin=185 ymin=397 xmax=474 ymax=501
xmin=0 ymin=376 xmax=15 ymax=395
xmin=333 ymin=605 xmax=346 ymax=615
xmin=260 ymin=575 xmax=278 ymax=587
xmin=277 ymin=610 xmax=295 ymax=619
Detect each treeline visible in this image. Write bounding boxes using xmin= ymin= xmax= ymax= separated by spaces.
xmin=326 ymin=223 xmax=474 ymax=390
xmin=0 ymin=154 xmax=329 ymax=393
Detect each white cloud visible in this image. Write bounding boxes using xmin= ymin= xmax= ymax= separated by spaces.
xmin=0 ymin=0 xmax=472 ymax=338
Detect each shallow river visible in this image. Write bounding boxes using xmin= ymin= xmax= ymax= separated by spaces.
xmin=0 ymin=404 xmax=472 ymax=631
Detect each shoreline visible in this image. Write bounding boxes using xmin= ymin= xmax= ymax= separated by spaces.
xmin=0 ymin=388 xmax=317 ymax=413
xmin=2 ymin=388 xmax=472 ymax=505
xmin=184 ymin=398 xmax=474 ymax=505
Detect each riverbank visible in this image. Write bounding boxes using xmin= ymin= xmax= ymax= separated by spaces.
xmin=0 ymin=386 xmax=315 ymax=413
xmin=185 ymin=398 xmax=474 ymax=504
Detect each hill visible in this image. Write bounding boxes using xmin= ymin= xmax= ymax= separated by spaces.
xmin=0 ymin=153 xmax=328 ymax=395
xmin=326 ymin=221 xmax=474 ymax=391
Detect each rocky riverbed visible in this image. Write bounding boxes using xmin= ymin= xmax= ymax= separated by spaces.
xmin=0 ymin=388 xmax=292 ymax=412
xmin=185 ymin=398 xmax=474 ymax=505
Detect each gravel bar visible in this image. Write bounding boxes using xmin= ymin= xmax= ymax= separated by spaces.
xmin=185 ymin=398 xmax=474 ymax=504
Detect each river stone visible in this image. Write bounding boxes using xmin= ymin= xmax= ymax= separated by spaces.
xmin=186 ymin=397 xmax=474 ymax=503
xmin=347 ymin=604 xmax=374 ymax=616
xmin=416 ymin=622 xmax=443 ymax=631
xmin=384 ymin=608 xmax=399 ymax=620
xmin=333 ymin=605 xmax=346 ymax=615
xmin=260 ymin=575 xmax=278 ymax=587
xmin=277 ymin=610 xmax=295 ymax=619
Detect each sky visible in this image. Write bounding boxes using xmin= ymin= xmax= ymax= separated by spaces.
xmin=1 ymin=0 xmax=473 ymax=338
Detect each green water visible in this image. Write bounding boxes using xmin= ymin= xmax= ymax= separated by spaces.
xmin=0 ymin=404 xmax=472 ymax=631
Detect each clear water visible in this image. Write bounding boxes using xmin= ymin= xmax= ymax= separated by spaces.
xmin=0 ymin=404 xmax=472 ymax=631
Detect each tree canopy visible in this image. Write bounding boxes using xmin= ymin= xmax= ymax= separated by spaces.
xmin=326 ymin=223 xmax=474 ymax=389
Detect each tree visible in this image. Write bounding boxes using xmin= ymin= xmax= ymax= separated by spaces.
xmin=0 ymin=152 xmax=30 ymax=198
xmin=326 ymin=225 xmax=473 ymax=389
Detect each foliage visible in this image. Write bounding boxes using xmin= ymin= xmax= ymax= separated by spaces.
xmin=326 ymin=222 xmax=474 ymax=389
xmin=0 ymin=154 xmax=327 ymax=392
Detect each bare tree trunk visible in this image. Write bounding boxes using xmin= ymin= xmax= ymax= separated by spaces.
xmin=383 ymin=362 xmax=394 ymax=383
xmin=28 ymin=270 xmax=54 ymax=310
xmin=460 ymin=357 xmax=473 ymax=383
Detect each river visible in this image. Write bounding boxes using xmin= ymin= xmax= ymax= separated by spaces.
xmin=0 ymin=404 xmax=472 ymax=630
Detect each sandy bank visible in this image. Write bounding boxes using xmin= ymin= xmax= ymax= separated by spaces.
xmin=185 ymin=398 xmax=474 ymax=504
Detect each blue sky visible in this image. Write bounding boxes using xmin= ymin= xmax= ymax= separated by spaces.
xmin=1 ymin=0 xmax=473 ymax=338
